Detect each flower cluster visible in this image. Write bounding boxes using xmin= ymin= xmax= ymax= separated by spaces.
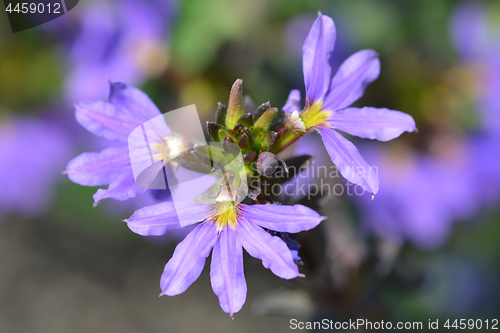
xmin=66 ymin=13 xmax=416 ymax=316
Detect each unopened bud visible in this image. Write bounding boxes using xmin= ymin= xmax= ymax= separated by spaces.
xmin=226 ymin=79 xmax=245 ymax=129
xmin=257 ymin=152 xmax=278 ymax=176
xmin=253 ymin=101 xmax=271 ymax=121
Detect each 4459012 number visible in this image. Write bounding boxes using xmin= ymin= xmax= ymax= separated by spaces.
xmin=5 ymin=2 xmax=61 ymax=14
xmin=444 ymin=319 xmax=498 ymax=330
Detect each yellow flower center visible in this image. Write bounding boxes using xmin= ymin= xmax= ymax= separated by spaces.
xmin=210 ymin=201 xmax=238 ymax=231
xmin=300 ymin=101 xmax=332 ymax=129
xmin=151 ymin=134 xmax=189 ymax=164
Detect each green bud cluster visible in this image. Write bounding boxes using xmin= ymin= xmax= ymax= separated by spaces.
xmin=192 ymin=79 xmax=312 ymax=203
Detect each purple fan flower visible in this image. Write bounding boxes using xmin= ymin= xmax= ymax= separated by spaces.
xmin=0 ymin=117 xmax=72 ymax=218
xmin=65 ymin=82 xmax=171 ymax=205
xmin=64 ymin=0 xmax=175 ymax=102
xmin=125 ymin=200 xmax=324 ymax=316
xmin=283 ymin=14 xmax=416 ymax=194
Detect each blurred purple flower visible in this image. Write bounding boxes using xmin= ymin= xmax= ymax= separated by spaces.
xmin=451 ymin=2 xmax=500 ymax=142
xmin=352 ymin=1 xmax=500 ymax=248
xmin=450 ymin=2 xmax=500 ymax=208
xmin=467 ymin=135 xmax=500 ymax=207
xmin=0 ymin=117 xmax=72 ymax=218
xmin=64 ymin=0 xmax=175 ymax=102
xmin=450 ymin=2 xmax=494 ymax=62
xmin=125 ymin=200 xmax=324 ymax=316
xmin=284 ymin=14 xmax=416 ymax=195
xmin=65 ymin=82 xmax=169 ymax=205
xmin=354 ymin=140 xmax=481 ymax=249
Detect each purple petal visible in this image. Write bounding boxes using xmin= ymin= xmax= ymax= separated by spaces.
xmin=323 ymin=50 xmax=380 ymax=111
xmin=125 ymin=201 xmax=181 ymax=236
xmin=108 ymin=82 xmax=162 ymax=124
xmin=75 ymin=101 xmax=142 ymax=142
xmin=93 ymin=171 xmax=146 ymax=205
xmin=237 ymin=218 xmax=300 ymax=279
xmin=210 ymin=226 xmax=247 ymax=317
xmin=328 ymin=107 xmax=416 ymax=141
xmin=132 ymin=160 xmax=166 ymax=190
xmin=127 ymin=121 xmax=168 ymax=189
xmin=174 ymin=201 xmax=214 ymax=227
xmin=283 ymin=89 xmax=302 ymax=114
xmin=303 ymin=14 xmax=336 ymax=103
xmin=317 ymin=126 xmax=379 ymax=194
xmin=161 ymin=221 xmax=217 ymax=296
xmin=240 ymin=204 xmax=324 ymax=233
xmin=65 ymin=146 xmax=130 ymax=186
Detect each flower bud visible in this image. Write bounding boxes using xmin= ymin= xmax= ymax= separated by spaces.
xmin=225 ymin=79 xmax=245 ymax=129
xmin=243 ymin=151 xmax=257 ymax=164
xmin=253 ymin=101 xmax=271 ymax=121
xmin=236 ymin=113 xmax=253 ymax=128
xmin=257 ymin=152 xmax=278 ymax=176
xmin=252 ymin=107 xmax=278 ymax=139
xmin=206 ymin=122 xmax=231 ymax=142
xmin=215 ymin=102 xmax=227 ymax=125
